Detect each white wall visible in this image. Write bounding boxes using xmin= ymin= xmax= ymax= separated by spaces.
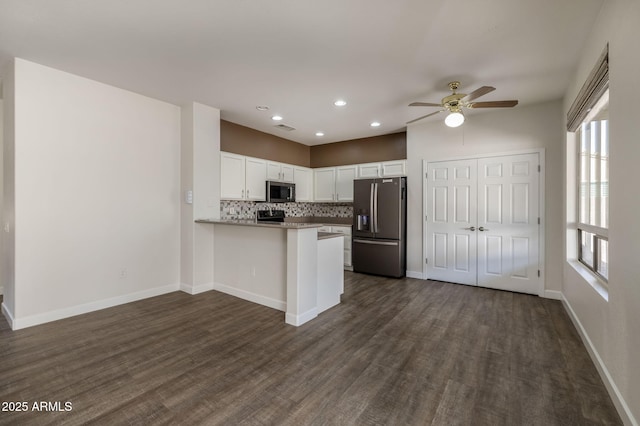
xmin=406 ymin=100 xmax=564 ymax=293
xmin=0 ymin=97 xmax=4 ymax=297
xmin=2 ymin=63 xmax=16 ymax=319
xmin=180 ymin=102 xmax=220 ymax=294
xmin=6 ymin=58 xmax=181 ymax=328
xmin=563 ymin=0 xmax=640 ymax=423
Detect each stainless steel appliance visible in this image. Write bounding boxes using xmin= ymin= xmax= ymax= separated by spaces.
xmin=256 ymin=209 xmax=285 ymax=222
xmin=352 ymin=176 xmax=407 ymax=277
xmin=266 ymin=181 xmax=295 ymax=203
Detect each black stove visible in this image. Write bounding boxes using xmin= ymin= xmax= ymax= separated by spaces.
xmin=256 ymin=209 xmax=286 ymax=223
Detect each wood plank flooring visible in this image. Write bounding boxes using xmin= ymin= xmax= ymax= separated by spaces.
xmin=0 ymin=273 xmax=622 ymax=425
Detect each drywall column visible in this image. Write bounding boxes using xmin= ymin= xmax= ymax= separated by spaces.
xmin=1 ymin=62 xmax=15 ymax=324
xmin=180 ymin=102 xmax=220 ymax=294
xmin=285 ymin=227 xmax=318 ymax=326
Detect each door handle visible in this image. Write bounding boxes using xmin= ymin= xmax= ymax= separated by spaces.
xmin=479 ymin=226 xmax=489 ymax=231
xmin=465 ymin=226 xmax=476 ymax=231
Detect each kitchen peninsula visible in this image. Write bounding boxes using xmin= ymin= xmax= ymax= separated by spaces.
xmin=195 ymin=219 xmax=344 ymax=326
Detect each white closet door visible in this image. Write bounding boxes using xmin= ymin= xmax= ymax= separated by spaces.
xmin=477 ymin=153 xmax=540 ymax=294
xmin=426 ymin=159 xmax=478 ymax=285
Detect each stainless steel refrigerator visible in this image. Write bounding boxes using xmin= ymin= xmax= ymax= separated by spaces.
xmin=352 ymin=176 xmax=407 ymax=277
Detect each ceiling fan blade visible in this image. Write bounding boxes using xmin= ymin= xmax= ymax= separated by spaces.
xmin=409 ymin=102 xmax=442 ymax=107
xmin=406 ymin=110 xmax=443 ymax=124
xmin=469 ymin=100 xmax=519 ymax=108
xmin=462 ymin=86 xmax=495 ymax=102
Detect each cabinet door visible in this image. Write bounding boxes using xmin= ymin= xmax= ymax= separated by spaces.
xmin=281 ymin=164 xmax=294 ymax=182
xmin=294 ymin=167 xmax=313 ymax=201
xmin=245 ymin=157 xmax=267 ymax=201
xmin=358 ymin=163 xmax=381 ymax=178
xmin=314 ymin=168 xmax=336 ymax=202
xmin=220 ymin=153 xmax=246 ymax=200
xmin=336 ymin=166 xmax=357 ymax=201
xmin=266 ymin=162 xmax=282 ymax=181
xmin=381 ymin=160 xmax=406 ymax=177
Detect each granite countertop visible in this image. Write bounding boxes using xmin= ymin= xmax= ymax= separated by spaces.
xmin=317 ymin=232 xmax=343 ymax=240
xmin=284 ymin=216 xmax=352 ymax=227
xmin=195 ymin=218 xmax=323 ymax=229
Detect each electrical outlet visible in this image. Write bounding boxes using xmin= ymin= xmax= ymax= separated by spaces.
xmin=229 ymin=207 xmax=236 ymax=215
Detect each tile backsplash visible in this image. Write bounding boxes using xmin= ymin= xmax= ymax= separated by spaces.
xmin=220 ymin=200 xmax=353 ymax=219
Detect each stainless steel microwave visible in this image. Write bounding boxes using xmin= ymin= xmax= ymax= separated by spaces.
xmin=266 ymin=181 xmax=295 ymax=203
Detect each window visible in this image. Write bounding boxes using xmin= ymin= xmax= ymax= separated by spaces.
xmin=576 ymin=89 xmax=609 ymax=280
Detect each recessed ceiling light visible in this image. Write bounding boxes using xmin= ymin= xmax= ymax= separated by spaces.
xmin=370 ymin=121 xmax=381 ymax=127
xmin=315 ymin=132 xmax=325 ymax=137
xmin=272 ymin=115 xmax=283 ymax=121
xmin=334 ymin=100 xmax=347 ymax=107
xmin=256 ymin=105 xmax=269 ymax=111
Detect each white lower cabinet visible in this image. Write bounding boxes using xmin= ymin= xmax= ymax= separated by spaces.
xmin=318 ymin=225 xmax=352 ymax=269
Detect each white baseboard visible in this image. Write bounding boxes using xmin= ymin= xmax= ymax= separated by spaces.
xmin=561 ymin=294 xmax=638 ymax=426
xmin=180 ymin=282 xmax=214 ymax=295
xmin=543 ymin=289 xmax=563 ymax=300
xmin=213 ymin=282 xmax=286 ymax=312
xmin=2 ymin=302 xmax=15 ymax=329
xmin=406 ymin=270 xmax=425 ymax=279
xmin=285 ymin=307 xmax=318 ymax=327
xmin=10 ymin=283 xmax=181 ymax=331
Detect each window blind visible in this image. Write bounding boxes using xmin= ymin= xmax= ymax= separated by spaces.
xmin=567 ymin=44 xmax=609 ymax=132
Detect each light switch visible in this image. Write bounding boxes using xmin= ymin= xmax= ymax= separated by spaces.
xmin=185 ymin=190 xmax=193 ymax=204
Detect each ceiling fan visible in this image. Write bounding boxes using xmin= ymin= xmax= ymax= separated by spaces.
xmin=407 ymin=81 xmax=518 ymax=127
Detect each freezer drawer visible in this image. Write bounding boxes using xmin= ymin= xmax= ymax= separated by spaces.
xmin=352 ymin=238 xmax=405 ymax=278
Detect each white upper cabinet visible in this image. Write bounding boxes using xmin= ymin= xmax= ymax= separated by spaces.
xmin=267 ymin=161 xmax=294 ymax=182
xmin=245 ymin=157 xmax=267 ymax=200
xmin=314 ymin=168 xmax=337 ymax=202
xmin=358 ymin=162 xmax=381 ymax=178
xmin=220 ymin=152 xmax=246 ymax=200
xmin=358 ymin=160 xmax=406 ymax=178
xmin=335 ymin=165 xmax=357 ymax=201
xmin=314 ymin=165 xmax=357 ymax=202
xmin=281 ymin=164 xmax=294 ymax=182
xmin=221 ymin=151 xmax=406 ymax=202
xmin=220 ymin=152 xmax=266 ymax=201
xmin=294 ymin=166 xmax=313 ymax=202
xmin=381 ymin=160 xmax=406 ymax=177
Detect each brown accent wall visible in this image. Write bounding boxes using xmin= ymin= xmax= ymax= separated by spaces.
xmin=220 ymin=120 xmax=311 ymax=167
xmin=310 ymin=132 xmax=406 ymax=168
xmin=221 ymin=120 xmax=407 ymax=168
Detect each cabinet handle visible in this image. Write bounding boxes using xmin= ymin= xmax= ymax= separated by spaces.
xmin=247 ymin=189 xmax=250 ymax=198
xmin=242 ymin=189 xmax=244 ymax=198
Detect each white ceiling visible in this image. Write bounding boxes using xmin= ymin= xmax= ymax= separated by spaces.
xmin=0 ymin=0 xmax=603 ymax=145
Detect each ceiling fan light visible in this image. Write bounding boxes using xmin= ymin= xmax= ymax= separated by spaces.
xmin=445 ymin=111 xmax=465 ymax=127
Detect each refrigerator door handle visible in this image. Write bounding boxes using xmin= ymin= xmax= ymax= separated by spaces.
xmin=370 ymin=182 xmax=375 ymax=232
xmin=353 ymin=239 xmax=399 ymax=246
xmin=373 ymin=182 xmax=379 ymax=233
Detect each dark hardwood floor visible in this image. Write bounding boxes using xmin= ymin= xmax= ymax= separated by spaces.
xmin=0 ymin=273 xmax=621 ymax=425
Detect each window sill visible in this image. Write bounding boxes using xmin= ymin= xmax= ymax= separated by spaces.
xmin=567 ymin=259 xmax=609 ymax=301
